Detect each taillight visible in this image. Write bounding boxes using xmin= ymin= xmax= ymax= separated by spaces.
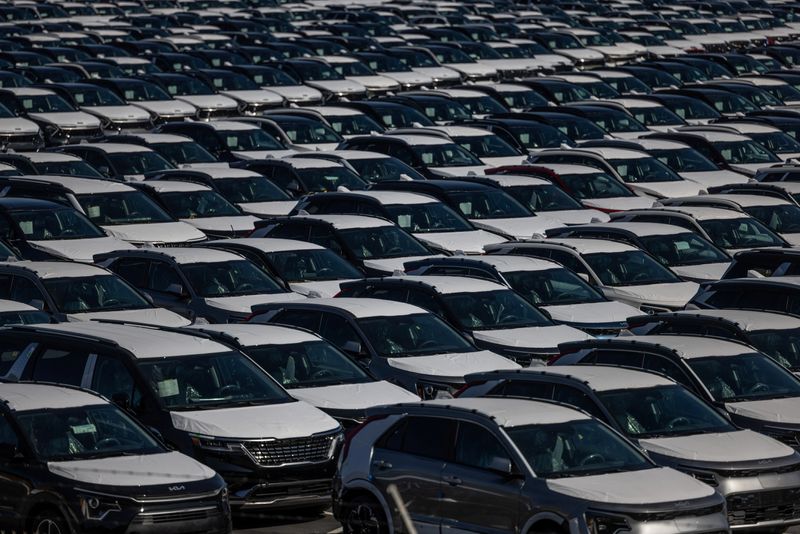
xmin=546 ymin=353 xmax=565 ymax=365
xmin=341 ymin=414 xmax=388 ymax=461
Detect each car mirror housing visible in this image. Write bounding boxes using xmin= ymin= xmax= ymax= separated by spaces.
xmin=166 ymin=283 xmax=188 ymax=298
xmin=342 ymin=340 xmax=364 ymax=355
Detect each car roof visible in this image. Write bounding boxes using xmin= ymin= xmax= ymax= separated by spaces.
xmin=2 ymin=261 xmax=108 ymax=279
xmin=616 ymin=334 xmax=755 ymax=358
xmin=637 ymin=205 xmax=747 ymax=220
xmin=186 ymin=322 xmax=320 ymax=346
xmin=114 ymin=247 xmax=242 ymax=264
xmin=139 ymin=180 xmax=210 ymax=193
xmin=530 ymin=163 xmax=609 ymax=175
xmin=284 ymin=158 xmax=345 ymax=170
xmin=344 ymin=190 xmax=438 ymax=205
xmin=287 ymin=297 xmax=427 ymax=318
xmin=285 ymin=214 xmax=395 ymax=229
xmin=526 ymin=237 xmax=637 ymax=254
xmin=580 ymin=147 xmax=650 ymax=159
xmin=11 ymin=175 xmax=133 ymax=194
xmin=19 ymin=322 xmax=229 ymax=359
xmin=13 ymin=152 xmax=84 ymax=163
xmin=677 ymin=130 xmax=751 ymax=142
xmin=69 ymin=143 xmax=155 ymax=154
xmin=0 ymin=383 xmax=107 ymax=412
xmin=480 ymin=174 xmax=551 ymax=187
xmin=422 ymin=397 xmax=590 ymax=426
xmin=206 ymin=120 xmax=260 ymax=131
xmin=512 ymin=364 xmax=676 ymax=391
xmin=378 ymin=274 xmax=507 ymax=293
xmin=429 ymin=125 xmax=493 ymax=137
xmin=207 ymin=237 xmax=324 ymax=252
xmin=668 ymin=309 xmax=800 ymax=331
xmin=574 ymin=221 xmax=692 ymax=236
xmin=697 ymin=193 xmax=790 ymax=207
xmin=383 ymin=134 xmax=452 ymax=146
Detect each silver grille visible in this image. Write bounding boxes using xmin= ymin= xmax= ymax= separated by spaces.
xmin=243 ymin=432 xmax=337 ymax=467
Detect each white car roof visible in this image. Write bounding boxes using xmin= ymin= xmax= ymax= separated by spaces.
xmin=27 ymin=322 xmax=229 ymax=359
xmin=15 ymin=152 xmax=84 ymax=163
xmin=304 ymin=106 xmax=361 ymax=117
xmin=194 ymin=168 xmax=263 ymax=180
xmin=425 ymin=397 xmax=590 ymax=426
xmin=290 ymin=214 xmax=395 ymax=229
xmin=534 ymin=163 xmax=610 ymax=175
xmin=429 ymin=125 xmax=493 ymax=137
xmin=386 ymin=134 xmax=451 ymax=146
xmin=11 ymin=261 xmax=110 ymax=279
xmin=581 ymin=147 xmax=650 ymax=160
xmin=284 ymin=158 xmax=345 ymax=170
xmin=626 ymin=335 xmax=754 ymax=358
xmin=435 ymin=88 xmax=488 ymax=98
xmin=714 ymin=122 xmax=781 ymax=134
xmin=300 ymin=150 xmax=389 ymax=161
xmin=208 ymin=120 xmax=260 ymax=131
xmin=585 ymin=70 xmax=635 ymax=79
xmin=486 ymin=83 xmax=536 ymax=92
xmin=85 ymin=143 xmax=158 ymax=154
xmin=613 ymin=98 xmax=664 ymax=109
xmin=187 ymin=322 xmax=320 ymax=346
xmin=347 ymin=190 xmax=438 ymax=205
xmin=461 ymin=254 xmax=563 ymax=273
xmin=643 ymin=206 xmax=747 ymax=220
xmin=132 ymin=247 xmax=242 ymax=264
xmin=304 ymin=297 xmax=428 ymax=318
xmin=392 ymin=274 xmax=507 ymax=294
xmin=684 ymin=193 xmax=790 ymax=207
xmin=208 ymin=237 xmax=323 ymax=252
xmin=139 ymin=180 xmax=210 ymax=193
xmin=124 ymin=133 xmax=194 ymax=144
xmin=529 ymin=365 xmax=676 ymax=391
xmin=550 ymin=74 xmax=600 ymax=84
xmin=481 ymin=174 xmax=551 ymax=187
xmin=18 ymin=175 xmax=133 ymax=195
xmin=0 ymin=383 xmax=108 ymax=411
xmin=592 ymin=221 xmax=693 ymax=236
xmin=682 ymin=130 xmax=751 ymax=143
xmin=0 ymin=299 xmax=36 ymax=313
xmin=535 ymin=237 xmax=638 ymax=254
xmin=619 ymin=138 xmax=689 ymax=151
xmin=673 ymin=309 xmax=800 ymax=331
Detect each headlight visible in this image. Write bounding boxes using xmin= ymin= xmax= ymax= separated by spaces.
xmin=190 ymin=434 xmax=241 ymax=453
xmin=415 ymin=381 xmax=455 ymax=400
xmin=77 ymin=490 xmax=122 ymax=520
xmin=639 ymin=305 xmax=671 ymax=315
xmin=586 ymin=511 xmax=631 ymax=534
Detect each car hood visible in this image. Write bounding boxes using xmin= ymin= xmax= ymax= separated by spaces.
xmin=386 ymin=350 xmax=520 ymax=381
xmin=289 ymin=279 xmax=359 ymax=298
xmin=174 ymin=94 xmax=238 ymax=110
xmin=470 ymin=216 xmax=564 ymax=239
xmin=545 ymin=209 xmax=610 ymax=225
xmin=444 ymin=62 xmax=497 ymax=77
xmin=728 ymin=163 xmax=771 ymax=175
xmin=603 ymin=281 xmax=700 ymax=308
xmin=542 ymin=300 xmax=641 ymax=327
xmin=472 ymin=324 xmax=592 ymax=351
xmin=413 ymin=229 xmax=506 ymax=254
xmin=27 ymin=111 xmax=101 ymax=129
xmin=237 ymin=200 xmax=298 ymax=216
xmin=581 ymin=196 xmax=655 ymax=212
xmin=102 ymin=221 xmax=206 ymax=244
xmin=290 ymin=381 xmax=419 ymax=411
xmin=132 ymin=99 xmax=196 ymax=117
xmin=727 ymin=396 xmax=800 ymax=425
xmin=84 ymin=105 xmax=151 ymax=122
xmin=782 ymin=233 xmax=800 ymax=247
xmin=428 ymin=164 xmax=489 ymax=177
xmin=204 ymin=291 xmax=306 ymax=313
xmin=179 ymin=215 xmax=259 ymax=232
xmin=48 ymin=451 xmax=216 ymax=486
xmin=411 ymin=67 xmax=462 ymax=81
xmin=71 ymin=307 xmax=191 ymax=327
xmin=680 ymin=170 xmax=750 ymax=187
xmin=0 ymin=116 xmax=40 ymax=135
xmin=547 ymin=467 xmax=715 ymax=505
xmin=384 ymin=71 xmax=433 ymax=86
xmin=305 ymin=79 xmax=367 ymax=95
xmin=29 ymin=236 xmax=135 ymax=263
xmin=230 ymin=149 xmax=297 ymax=160
xmin=221 ymin=89 xmax=284 ymax=105
xmin=627 ymin=180 xmax=704 ymax=199
xmin=361 ymin=255 xmax=439 ymax=274
xmin=671 ymin=262 xmax=729 ymax=282
xmin=170 ymin=400 xmax=339 ymax=439
xmin=640 ymin=429 xmax=795 ymax=463
xmin=535 ymin=54 xmax=573 ymax=67
xmin=346 ymin=75 xmax=400 ymax=91
xmin=555 ymin=48 xmax=605 ymax=61
xmin=265 ymin=85 xmax=323 ymax=102
xmin=645 ymin=45 xmax=684 ymax=57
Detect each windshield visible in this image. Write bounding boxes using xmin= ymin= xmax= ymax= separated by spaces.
xmin=505 ymin=267 xmax=606 ymax=305
xmin=666 ymin=98 xmax=720 ymax=120
xmin=247 ymin=341 xmax=371 ymax=388
xmin=651 ymin=148 xmax=718 ymax=172
xmin=292 ymin=62 xmax=344 ymax=81
xmin=449 ymin=190 xmax=531 ymax=219
xmin=162 ymin=76 xmax=214 ymax=96
xmin=296 ymin=167 xmax=367 ymax=192
xmin=222 ymin=129 xmax=284 ymax=151
xmin=419 ymin=100 xmax=472 ymax=122
xmin=580 ymin=81 xmax=619 ymax=99
xmin=216 ymin=177 xmax=291 ymax=203
xmin=331 ymin=61 xmax=375 ymax=77
xmin=709 ymin=93 xmax=759 ymax=114
xmin=412 ymin=143 xmax=484 ymax=167
xmin=433 ymin=47 xmax=475 ymax=64
xmin=560 ymin=171 xmax=634 ymax=199
xmin=270 ymin=248 xmax=363 ymax=281
xmin=385 ymin=202 xmax=473 ymax=233
xmin=108 ymin=152 xmax=173 ymax=175
xmin=639 ymin=231 xmax=729 ymax=266
xmin=547 ymin=84 xmax=593 ymax=103
xmin=506 ymin=184 xmax=583 ymax=212
xmin=749 ymin=329 xmax=800 ymax=370
xmin=589 ymin=111 xmax=649 ymax=133
xmin=17 ymin=404 xmax=162 ymax=461
xmin=154 ymin=141 xmax=217 ymax=165
xmin=746 ymin=204 xmax=800 ymax=234
xmin=281 ymin=121 xmax=341 ymax=144
xmin=77 ymin=191 xmax=173 ymax=226
xmin=250 ymin=69 xmax=298 ymax=86
xmin=715 ymin=140 xmax=781 ymax=165
xmin=19 ymin=94 xmax=76 ymax=113
xmin=598 ymin=385 xmax=734 ymax=438
xmin=508 ymin=419 xmax=651 ymax=478
xmin=457 ymin=134 xmax=520 ymax=158
xmin=632 ymin=106 xmax=685 ymax=127
xmin=585 ymin=250 xmax=682 ymax=286
xmin=183 ymin=260 xmax=283 ymax=297
xmin=579 ymin=33 xmax=612 ymax=46
xmin=0 ymin=310 xmax=51 ymax=326
xmin=751 ymin=131 xmax=800 ymax=155
xmin=459 ymin=96 xmax=507 ymax=116
xmin=689 ymin=352 xmax=800 ymax=402
xmin=44 ymin=275 xmax=150 ymax=313
xmin=33 ymin=160 xmax=104 ymax=178
xmin=544 ymin=34 xmax=583 ymax=49
xmin=610 ymin=157 xmax=683 ymax=183
xmin=11 ymin=208 xmax=105 ymax=240
xmin=441 ymin=289 xmax=550 ymax=330
xmin=350 ymin=157 xmax=426 ymax=182
xmin=139 ymin=351 xmax=291 ymax=410
xmin=358 ymin=313 xmax=474 ymax=357
xmin=604 ymin=77 xmax=651 ymax=95
xmin=70 ymin=87 xmax=125 ymax=106
xmin=160 ymin=190 xmax=241 ymax=219
xmin=119 ymin=82 xmax=171 ymax=101
xmin=327 ymin=114 xmax=384 ymax=136
xmin=547 ymin=116 xmax=606 ymax=140
xmin=510 ymin=124 xmax=575 ymax=149
xmin=502 ymin=89 xmax=548 ymax=110
xmin=339 ymin=225 xmax=430 ymax=259
xmin=208 ymin=72 xmax=258 ymax=91
xmin=700 ymin=217 xmax=785 ymax=248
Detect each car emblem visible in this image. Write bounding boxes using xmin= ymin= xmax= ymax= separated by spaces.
xmin=758 ymin=459 xmax=773 ymax=465
xmin=168 ymin=485 xmax=186 ymax=491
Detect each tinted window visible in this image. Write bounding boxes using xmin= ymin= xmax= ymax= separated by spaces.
xmin=318 ymin=314 xmax=362 ymax=350
xmin=385 ymin=416 xmax=456 ymax=460
xmin=109 ymin=258 xmax=150 ymax=288
xmin=0 ymin=415 xmax=18 ymax=448
xmin=704 ymin=288 xmax=742 ymax=308
xmin=552 ymin=385 xmax=604 ymax=418
xmin=0 ymin=340 xmax=30 ymax=376
xmin=454 ymin=422 xmax=510 ymax=470
xmin=593 ymin=350 xmax=644 ymax=367
xmin=92 ymin=355 xmax=144 ymax=413
xmin=641 ymin=354 xmax=695 ymax=391
xmin=492 ymin=380 xmax=554 ymax=400
xmin=270 ymin=309 xmax=323 ymax=332
xmin=31 ymin=348 xmax=89 ymax=386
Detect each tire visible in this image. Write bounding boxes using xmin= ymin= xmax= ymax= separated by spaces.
xmin=30 ymin=509 xmax=71 ymax=534
xmin=341 ymin=494 xmax=389 ymax=534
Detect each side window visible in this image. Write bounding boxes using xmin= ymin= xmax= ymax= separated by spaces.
xmin=0 ymin=340 xmax=32 ymax=377
xmin=491 ymin=380 xmax=554 ymax=400
xmin=319 ymin=314 xmax=362 ymax=350
xmin=80 ymin=151 xmax=110 ymax=175
xmin=552 ymin=385 xmax=604 ymax=418
xmin=0 ymin=415 xmax=18 ymax=448
xmin=547 ymin=251 xmax=589 ymax=276
xmin=323 ymin=198 xmax=360 ymax=215
xmin=593 ymin=350 xmax=644 ymax=368
xmin=404 ymin=290 xmax=447 ymax=317
xmin=91 ymin=354 xmax=144 ymax=413
xmin=270 ymin=309 xmax=323 ymax=332
xmin=0 ymin=275 xmax=10 ymax=299
xmin=267 ymin=222 xmax=310 ymax=242
xmin=108 ymin=258 xmax=151 ymax=288
xmin=308 ymin=226 xmax=343 ymax=254
xmin=454 ymin=422 xmax=511 ymax=470
xmin=358 ymin=286 xmax=408 ymax=303
xmin=356 ymin=201 xmax=385 ymax=218
xmin=30 ymin=347 xmax=91 ymax=386
xmin=147 ymin=261 xmax=183 ymax=293
xmin=642 ymin=354 xmax=696 ymax=391
xmin=0 ymin=216 xmax=13 ymax=239
xmin=9 ymin=276 xmax=45 ymax=308
xmin=381 ymin=416 xmax=456 ymax=460
xmin=704 ymin=289 xmax=742 ymax=308
xmin=737 ymin=290 xmax=787 ymax=313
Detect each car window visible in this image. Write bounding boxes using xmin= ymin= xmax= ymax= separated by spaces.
xmin=267 ymin=222 xmax=310 ymax=241
xmin=703 ymin=288 xmax=742 ymax=308
xmin=0 ymin=216 xmax=13 ymax=240
xmin=31 ymin=347 xmax=90 ymax=386
xmin=405 ymin=289 xmax=448 ymax=317
xmin=319 ymin=314 xmax=362 ymax=350
xmin=270 ymin=309 xmax=324 ymax=332
xmin=737 ymin=290 xmax=788 ymax=312
xmin=91 ymin=354 xmax=144 ymax=413
xmin=0 ymin=340 xmax=31 ymax=377
xmin=109 ymin=258 xmax=150 ymax=288
xmin=147 ymin=260 xmax=183 ymax=293
xmin=0 ymin=415 xmax=18 ymax=449
xmin=454 ymin=422 xmax=511 ymax=470
xmin=10 ymin=276 xmax=45 ymax=308
xmin=592 ymin=349 xmax=645 ymax=367
xmin=492 ymin=380 xmax=555 ymax=400
xmin=552 ymin=385 xmax=604 ymax=418
xmin=641 ymin=354 xmax=696 ymax=391
xmin=381 ymin=416 xmax=456 ymax=460
xmin=308 ymin=226 xmax=343 ymax=254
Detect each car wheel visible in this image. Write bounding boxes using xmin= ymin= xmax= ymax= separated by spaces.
xmin=342 ymin=494 xmax=388 ymax=534
xmin=31 ymin=510 xmax=71 ymax=534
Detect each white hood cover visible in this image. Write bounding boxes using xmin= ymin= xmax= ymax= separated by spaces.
xmin=289 ymin=279 xmax=358 ymax=298
xmin=221 ymin=89 xmax=283 ymax=105
xmin=231 ymin=150 xmax=297 ymax=160
xmin=291 ymin=381 xmax=419 ymax=410
xmin=306 ymin=79 xmax=367 ymax=95
xmin=362 ymin=255 xmax=438 ymax=274
xmin=179 ymin=215 xmax=259 ymax=233
xmin=49 ymin=451 xmax=216 ymax=486
xmin=781 ymin=233 xmax=800 ymax=247
xmin=470 ymin=216 xmax=564 ymax=239
xmin=85 ymin=105 xmax=151 ymax=122
xmin=671 ymin=262 xmax=729 ymax=281
xmin=347 ymin=75 xmax=400 ymax=91
xmin=557 ymin=48 xmax=605 ymax=62
xmin=0 ymin=117 xmax=40 ymax=135
xmin=546 ymin=209 xmax=610 ymax=225
xmin=170 ymin=400 xmax=339 ymax=439
xmin=429 ymin=165 xmax=489 ymax=177
xmin=603 ymin=281 xmax=700 ymax=309
xmin=542 ymin=300 xmax=641 ymax=327
xmin=387 ymin=350 xmax=519 ymax=381
xmin=238 ymin=200 xmax=298 ymax=217
xmin=102 ymin=222 xmax=206 ymax=244
xmin=266 ymin=85 xmax=323 ymax=103
xmin=727 ymin=396 xmax=800 ymax=425
xmin=548 ymin=467 xmax=715 ymax=504
xmin=581 ymin=196 xmax=655 ymax=212
xmin=175 ymin=94 xmax=238 ymax=111
xmin=641 ymin=430 xmax=796 ymax=463
xmin=132 ymin=100 xmax=196 ymax=117
xmin=413 ymin=230 xmax=506 ymax=254
xmin=72 ymin=307 xmax=191 ymax=327
xmin=28 ymin=111 xmax=102 ymax=129
xmin=627 ymin=180 xmax=705 ymax=199
xmin=204 ymin=292 xmax=306 ymax=313
xmin=29 ymin=236 xmax=135 ymax=263
xmin=445 ymin=62 xmax=497 ymax=78
xmin=385 ymin=71 xmax=433 ymax=87
xmin=412 ymin=67 xmax=462 ymax=82
xmin=681 ymin=170 xmax=750 ymax=188
xmin=472 ymin=324 xmax=591 ymax=351
xmin=729 ymin=163 xmax=771 ymax=175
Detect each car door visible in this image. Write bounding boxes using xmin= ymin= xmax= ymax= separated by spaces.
xmin=439 ymin=420 xmax=523 ymax=534
xmin=371 ymin=415 xmax=455 ymax=534
xmin=0 ymin=413 xmax=31 ymax=530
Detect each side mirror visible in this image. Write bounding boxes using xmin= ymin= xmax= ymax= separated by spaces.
xmin=488 ymin=456 xmax=513 ymax=474
xmin=576 ymin=272 xmax=591 ymax=283
xmin=166 ymin=283 xmax=188 ymax=298
xmin=28 ymin=299 xmax=45 ymax=311
xmin=141 ymin=292 xmax=154 ymax=305
xmin=97 ymin=166 xmax=111 ymax=177
xmin=342 ymin=340 xmax=364 ymax=356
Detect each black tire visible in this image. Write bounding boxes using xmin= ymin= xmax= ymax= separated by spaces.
xmin=30 ymin=509 xmax=71 ymax=534
xmin=341 ymin=494 xmax=389 ymax=534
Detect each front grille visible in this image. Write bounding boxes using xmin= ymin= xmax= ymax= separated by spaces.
xmin=243 ymin=432 xmax=337 ymax=467
xmin=769 ymin=431 xmax=800 ymax=448
xmin=728 ymin=488 xmax=800 ymax=526
xmin=721 ymin=463 xmax=800 ymax=478
xmin=1 ymin=133 xmax=40 ymax=146
xmin=64 ymin=127 xmax=103 ymax=138
xmin=131 ymin=506 xmax=221 ymax=525
xmin=628 ymin=503 xmax=724 ymax=522
xmin=248 ymin=479 xmax=332 ymax=501
xmin=113 ymin=120 xmax=153 ymax=131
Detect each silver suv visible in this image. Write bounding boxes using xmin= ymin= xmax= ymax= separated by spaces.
xmin=334 ymin=397 xmax=729 ymax=534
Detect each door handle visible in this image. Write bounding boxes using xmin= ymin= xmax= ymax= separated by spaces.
xmin=443 ymin=475 xmax=462 ymax=486
xmin=372 ymin=460 xmax=392 ymax=470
